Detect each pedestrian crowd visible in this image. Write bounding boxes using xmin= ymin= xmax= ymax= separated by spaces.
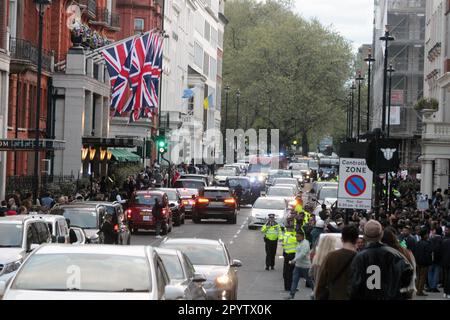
xmin=261 ymin=177 xmax=450 ymax=300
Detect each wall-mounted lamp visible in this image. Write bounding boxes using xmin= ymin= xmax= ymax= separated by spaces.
xmin=81 ymin=147 xmax=88 ymax=161
xmin=89 ymin=147 xmax=96 ymax=161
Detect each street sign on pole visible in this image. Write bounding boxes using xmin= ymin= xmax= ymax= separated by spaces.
xmin=338 ymin=158 xmax=373 ymax=210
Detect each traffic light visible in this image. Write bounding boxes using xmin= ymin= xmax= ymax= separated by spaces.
xmin=155 ymin=135 xmax=168 ymax=154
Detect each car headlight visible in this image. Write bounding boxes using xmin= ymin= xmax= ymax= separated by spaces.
xmin=250 ymin=177 xmax=256 ymax=182
xmin=2 ymin=260 xmax=22 ymax=275
xmin=258 ymin=176 xmax=264 ymax=182
xmin=216 ymin=274 xmax=230 ymax=286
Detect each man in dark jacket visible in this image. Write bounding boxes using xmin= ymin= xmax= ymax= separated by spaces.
xmin=415 ymin=228 xmax=433 ymax=296
xmin=152 ymin=198 xmax=164 ymax=238
xmin=100 ymin=213 xmax=117 ymax=245
xmin=399 ymin=226 xmax=417 ymax=254
xmin=441 ymin=225 xmax=450 ymax=299
xmin=427 ymin=226 xmax=443 ymax=293
xmin=349 ymin=220 xmax=413 ymax=300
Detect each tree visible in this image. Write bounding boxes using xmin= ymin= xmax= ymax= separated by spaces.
xmin=223 ymin=0 xmax=353 ymax=154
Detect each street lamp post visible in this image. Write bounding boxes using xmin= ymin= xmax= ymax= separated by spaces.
xmin=224 ymin=85 xmax=230 ymax=132
xmin=364 ymin=48 xmax=375 ymax=132
xmin=235 ymin=89 xmax=240 ymax=129
xmin=33 ymin=0 xmax=50 ymax=204
xmin=347 ymin=94 xmax=351 ymax=139
xmin=350 ymin=82 xmax=356 ymax=139
xmin=387 ymin=64 xmax=395 ymax=138
xmin=356 ymin=71 xmax=364 ymax=142
xmin=380 ymin=26 xmax=395 ymax=134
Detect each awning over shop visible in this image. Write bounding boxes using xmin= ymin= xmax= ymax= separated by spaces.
xmin=110 ymin=149 xmax=141 ymax=163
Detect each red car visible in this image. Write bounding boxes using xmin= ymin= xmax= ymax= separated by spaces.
xmin=126 ymin=190 xmax=173 ymax=234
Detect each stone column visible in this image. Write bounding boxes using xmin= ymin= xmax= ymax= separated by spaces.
xmin=434 ymin=159 xmax=449 ymax=192
xmin=94 ymin=95 xmax=104 ymax=137
xmin=420 ymin=159 xmax=433 ymax=197
xmin=84 ymin=91 xmax=93 ymax=136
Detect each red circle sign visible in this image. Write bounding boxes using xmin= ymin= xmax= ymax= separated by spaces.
xmin=344 ymin=175 xmax=366 ymax=197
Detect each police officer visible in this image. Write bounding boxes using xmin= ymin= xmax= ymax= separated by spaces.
xmin=262 ymin=213 xmax=282 ymax=270
xmin=282 ymin=224 xmax=298 ymax=291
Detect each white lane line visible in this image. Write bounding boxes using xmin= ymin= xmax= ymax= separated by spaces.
xmin=230 ymin=241 xmax=234 ymax=244
xmin=236 ymin=230 xmax=241 ymax=235
xmin=233 ymin=234 xmax=238 ymax=238
xmin=278 ymin=256 xmax=284 ymax=259
xmin=240 ymin=224 xmax=245 ymax=229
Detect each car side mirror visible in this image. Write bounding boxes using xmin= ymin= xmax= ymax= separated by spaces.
xmin=164 ymin=285 xmax=186 ymax=300
xmin=192 ymin=273 xmax=207 ymax=283
xmin=0 ymin=280 xmax=6 ymax=297
xmin=231 ymin=259 xmax=242 ymax=268
xmin=57 ymin=236 xmax=66 ymax=244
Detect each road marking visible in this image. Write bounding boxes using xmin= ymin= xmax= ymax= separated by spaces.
xmin=230 ymin=241 xmax=234 ymax=244
xmin=233 ymin=234 xmax=238 ymax=238
xmin=278 ymin=256 xmax=284 ymax=259
xmin=240 ymin=224 xmax=245 ymax=229
xmin=236 ymin=230 xmax=241 ymax=235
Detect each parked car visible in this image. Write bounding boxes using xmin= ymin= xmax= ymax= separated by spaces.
xmin=177 ymin=188 xmax=199 ymax=218
xmin=192 ymin=187 xmax=238 ymax=224
xmin=157 ymin=188 xmax=186 ymax=226
xmin=0 ymin=215 xmax=52 ymax=280
xmin=180 ymin=174 xmax=211 ymax=186
xmin=126 ymin=190 xmax=173 ymax=235
xmin=159 ymin=238 xmax=242 ymax=300
xmin=0 ymin=245 xmax=190 ymax=300
xmin=213 ymin=167 xmax=239 ymax=186
xmin=225 ymin=176 xmax=258 ymax=205
xmin=173 ymin=179 xmax=207 ymax=191
xmin=248 ymin=196 xmax=289 ymax=229
xmin=155 ymin=248 xmax=207 ymax=300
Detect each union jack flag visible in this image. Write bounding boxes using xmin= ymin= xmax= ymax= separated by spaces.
xmin=101 ymin=38 xmax=135 ymax=114
xmin=126 ymin=31 xmax=164 ymax=122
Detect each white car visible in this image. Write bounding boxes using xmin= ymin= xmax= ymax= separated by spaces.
xmin=214 ymin=167 xmax=238 ymax=186
xmin=0 ymin=245 xmax=190 ymax=300
xmin=316 ymin=186 xmax=338 ymax=207
xmin=0 ymin=215 xmax=52 ymax=280
xmin=248 ymin=196 xmax=289 ymax=229
xmin=272 ymin=178 xmax=300 ymax=192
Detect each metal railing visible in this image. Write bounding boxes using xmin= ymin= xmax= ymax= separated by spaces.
xmin=6 ymin=175 xmax=77 ymax=195
xmin=9 ymin=37 xmax=53 ymax=72
xmin=97 ymin=8 xmax=120 ymax=28
xmin=78 ymin=0 xmax=97 ymax=17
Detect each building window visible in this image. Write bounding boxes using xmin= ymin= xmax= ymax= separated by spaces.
xmin=218 ymin=30 xmax=224 ymax=48
xmin=195 ymin=14 xmax=203 ymax=36
xmin=210 ymin=57 xmax=217 ymax=80
xmin=211 ymin=28 xmax=218 ymax=47
xmin=194 ymin=42 xmax=203 ymax=69
xmin=217 ymin=56 xmax=223 ymax=77
xmin=204 ymin=21 xmax=211 ymax=42
xmin=8 ymin=0 xmax=17 ymax=39
xmin=134 ymin=18 xmax=145 ymax=35
xmin=203 ymin=52 xmax=209 ymax=77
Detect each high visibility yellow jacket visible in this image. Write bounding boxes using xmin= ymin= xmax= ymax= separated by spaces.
xmin=282 ymin=231 xmax=297 ymax=254
xmin=261 ymin=223 xmax=282 ymax=241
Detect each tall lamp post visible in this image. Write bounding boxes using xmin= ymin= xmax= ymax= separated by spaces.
xmin=387 ymin=64 xmax=395 ymax=138
xmin=380 ymin=26 xmax=395 ymax=134
xmin=224 ymin=85 xmax=230 ymax=133
xmin=364 ymin=48 xmax=375 ymax=132
xmin=350 ymin=82 xmax=356 ymax=139
xmin=235 ymin=89 xmax=240 ymax=129
xmin=356 ymin=71 xmax=365 ymax=142
xmin=347 ymin=93 xmax=351 ymax=139
xmin=33 ymin=0 xmax=51 ymax=204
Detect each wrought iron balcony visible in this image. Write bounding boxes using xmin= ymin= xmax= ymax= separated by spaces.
xmin=9 ymin=37 xmax=53 ymax=72
xmin=96 ymin=8 xmax=120 ymax=29
xmin=78 ymin=0 xmax=97 ymax=18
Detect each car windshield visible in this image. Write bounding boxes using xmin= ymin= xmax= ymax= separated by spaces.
xmin=161 ymin=243 xmax=227 ymax=266
xmin=247 ymin=164 xmax=271 ymax=173
xmin=175 ymin=181 xmax=205 ymax=189
xmin=159 ymin=254 xmax=184 ymax=280
xmin=134 ymin=195 xmax=161 ymax=205
xmin=183 ymin=176 xmax=206 ymax=182
xmin=291 ymin=170 xmax=303 ymax=176
xmin=319 ymin=188 xmax=338 ymax=200
xmin=162 ymin=191 xmax=178 ymax=201
xmin=11 ymin=254 xmax=151 ymax=292
xmin=227 ymin=179 xmax=250 ymax=188
xmin=308 ymin=160 xmax=319 ymax=169
xmin=62 ymin=209 xmax=98 ymax=229
xmin=0 ymin=224 xmax=23 ymax=247
xmin=290 ymin=163 xmax=309 ymax=171
xmin=177 ymin=189 xmax=198 ymax=197
xmin=203 ymin=190 xmax=231 ymax=198
xmin=267 ymin=188 xmax=294 ymax=197
xmin=253 ymin=198 xmax=286 ymax=210
xmin=217 ymin=168 xmax=236 ymax=176
xmin=274 ymin=179 xmax=296 ymax=185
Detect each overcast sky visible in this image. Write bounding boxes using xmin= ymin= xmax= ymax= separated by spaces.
xmin=294 ymin=0 xmax=374 ymax=52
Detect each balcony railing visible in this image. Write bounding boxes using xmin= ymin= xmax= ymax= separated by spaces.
xmin=9 ymin=37 xmax=53 ymax=72
xmin=96 ymin=8 xmax=120 ymax=28
xmin=78 ymin=0 xmax=97 ymax=18
xmin=422 ymin=122 xmax=450 ymax=141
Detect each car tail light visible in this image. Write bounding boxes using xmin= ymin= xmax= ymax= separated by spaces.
xmin=224 ymin=198 xmax=236 ymax=205
xmin=114 ymin=224 xmax=119 ymax=232
xmin=162 ymin=208 xmax=167 ymax=215
xmin=126 ymin=209 xmax=132 ymax=219
xmin=197 ymin=197 xmax=209 ymax=204
xmin=182 ymin=200 xmax=189 ymax=205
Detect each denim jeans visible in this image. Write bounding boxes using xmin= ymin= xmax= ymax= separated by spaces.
xmin=290 ymin=266 xmax=313 ymax=297
xmin=428 ymin=264 xmax=441 ymax=290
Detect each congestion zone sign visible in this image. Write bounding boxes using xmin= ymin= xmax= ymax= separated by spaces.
xmin=338 ymin=158 xmax=373 ymax=210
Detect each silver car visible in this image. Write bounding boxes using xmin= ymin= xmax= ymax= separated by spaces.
xmin=0 ymin=245 xmax=189 ymax=300
xmin=159 ymin=238 xmax=242 ymax=300
xmin=155 ymin=248 xmax=207 ymax=300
